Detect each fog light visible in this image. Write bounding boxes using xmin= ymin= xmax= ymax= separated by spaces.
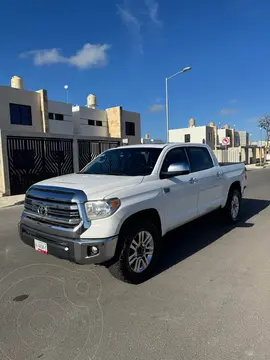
xmin=87 ymin=245 xmax=100 ymax=257
xmin=92 ymin=246 xmax=99 ymax=255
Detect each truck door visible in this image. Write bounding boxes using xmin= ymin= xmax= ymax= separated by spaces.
xmin=185 ymin=146 xmax=223 ymax=216
xmin=160 ymin=147 xmax=199 ymax=231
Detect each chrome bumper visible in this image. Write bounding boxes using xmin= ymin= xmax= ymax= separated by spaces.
xmin=19 ymin=222 xmax=118 ymax=264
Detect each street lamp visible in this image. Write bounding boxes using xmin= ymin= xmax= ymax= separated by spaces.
xmin=260 ymin=127 xmax=262 ymax=167
xmin=165 ymin=66 xmax=192 ymax=142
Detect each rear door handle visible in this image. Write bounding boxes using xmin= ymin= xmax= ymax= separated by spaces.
xmin=189 ymin=177 xmax=198 ymax=184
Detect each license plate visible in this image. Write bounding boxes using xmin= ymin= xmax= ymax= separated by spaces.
xmin=34 ymin=239 xmax=48 ymax=254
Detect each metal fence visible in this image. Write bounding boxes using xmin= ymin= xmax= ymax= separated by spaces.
xmin=7 ymin=136 xmax=74 ymax=195
xmin=6 ymin=135 xmax=120 ymax=195
xmin=78 ymin=139 xmax=119 ymax=170
xmin=213 ymin=149 xmax=241 ymax=163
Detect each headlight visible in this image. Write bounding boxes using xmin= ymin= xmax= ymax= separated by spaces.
xmin=84 ymin=198 xmax=121 ymax=220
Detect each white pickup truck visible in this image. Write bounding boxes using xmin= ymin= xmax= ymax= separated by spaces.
xmin=19 ymin=143 xmax=247 ymax=283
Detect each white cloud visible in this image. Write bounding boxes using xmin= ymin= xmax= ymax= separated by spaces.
xmin=220 ymin=108 xmax=237 ymax=116
xmin=117 ymin=4 xmax=140 ymax=28
xmin=117 ymin=1 xmax=162 ymax=54
xmin=20 ymin=43 xmax=111 ymax=69
xmin=145 ymin=0 xmax=162 ymax=27
xmin=149 ymin=103 xmax=165 ymax=112
xmin=117 ymin=4 xmax=143 ymax=54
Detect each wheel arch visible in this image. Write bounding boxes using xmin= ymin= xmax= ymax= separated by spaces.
xmin=228 ymin=181 xmax=241 ymax=196
xmin=222 ymin=180 xmax=242 ymax=208
xmin=114 ymin=208 xmax=162 ymax=260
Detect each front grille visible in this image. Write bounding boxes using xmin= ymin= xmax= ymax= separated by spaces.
xmin=24 ymin=195 xmax=81 ymax=228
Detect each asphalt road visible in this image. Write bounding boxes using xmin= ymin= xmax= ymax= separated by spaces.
xmin=1 ymin=168 xmax=270 ymax=360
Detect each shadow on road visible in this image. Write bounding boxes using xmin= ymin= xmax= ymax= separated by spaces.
xmin=153 ymin=198 xmax=270 ymax=278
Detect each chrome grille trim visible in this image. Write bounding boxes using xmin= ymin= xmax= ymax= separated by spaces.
xmin=25 ymin=197 xmax=78 ymax=211
xmin=22 ymin=185 xmax=91 ymax=236
xmin=24 ymin=210 xmax=81 ymax=226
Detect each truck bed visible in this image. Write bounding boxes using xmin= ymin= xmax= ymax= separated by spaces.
xmin=219 ymin=162 xmax=245 ymax=167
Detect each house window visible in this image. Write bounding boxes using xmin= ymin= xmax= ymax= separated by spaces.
xmin=125 ymin=121 xmax=135 ymax=136
xmin=184 ymin=134 xmax=190 ymax=143
xmin=96 ymin=120 xmax=102 ymax=127
xmin=88 ymin=120 xmax=95 ymax=126
xmin=55 ymin=113 xmax=64 ymax=121
xmin=10 ymin=103 xmax=32 ymax=126
xmin=48 ymin=112 xmax=54 ymax=120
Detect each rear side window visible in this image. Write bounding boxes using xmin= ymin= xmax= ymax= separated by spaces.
xmin=186 ymin=147 xmax=213 ymax=172
xmin=161 ymin=147 xmax=189 ymax=173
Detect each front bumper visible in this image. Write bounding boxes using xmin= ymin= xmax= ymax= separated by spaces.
xmin=19 ymin=222 xmax=118 ymax=264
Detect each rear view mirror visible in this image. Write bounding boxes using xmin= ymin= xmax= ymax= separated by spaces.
xmin=161 ymin=162 xmax=190 ymax=179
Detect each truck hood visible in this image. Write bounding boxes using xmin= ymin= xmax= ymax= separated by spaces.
xmin=35 ymin=173 xmax=144 ymax=200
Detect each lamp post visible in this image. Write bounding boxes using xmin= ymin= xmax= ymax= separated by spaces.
xmin=64 ymin=85 xmax=69 ymax=103
xmin=165 ymin=66 xmax=192 ymax=142
xmin=260 ymin=127 xmax=262 ymax=167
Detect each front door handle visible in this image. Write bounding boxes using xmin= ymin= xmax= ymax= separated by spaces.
xmin=189 ymin=177 xmax=198 ymax=184
xmin=216 ymin=171 xmax=223 ymax=178
xmin=164 ymin=187 xmax=170 ymax=194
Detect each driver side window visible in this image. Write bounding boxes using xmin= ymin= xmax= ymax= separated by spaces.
xmin=161 ymin=147 xmax=189 ymax=173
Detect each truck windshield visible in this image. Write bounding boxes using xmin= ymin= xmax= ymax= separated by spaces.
xmin=81 ymin=148 xmax=162 ymax=176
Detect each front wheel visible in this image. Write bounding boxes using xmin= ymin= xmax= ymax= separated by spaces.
xmin=223 ymin=188 xmax=242 ymax=223
xmin=108 ymin=221 xmax=161 ymax=284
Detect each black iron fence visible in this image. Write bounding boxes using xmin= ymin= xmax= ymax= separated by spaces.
xmin=6 ymin=136 xmax=120 ymax=195
xmin=78 ymin=139 xmax=119 ymax=170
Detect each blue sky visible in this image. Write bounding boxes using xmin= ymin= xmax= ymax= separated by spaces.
xmin=0 ymin=0 xmax=269 ymax=141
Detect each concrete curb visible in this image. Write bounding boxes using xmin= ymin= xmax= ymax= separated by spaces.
xmin=0 ymin=195 xmax=25 ymax=209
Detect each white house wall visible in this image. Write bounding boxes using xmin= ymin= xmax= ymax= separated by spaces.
xmin=0 ymin=86 xmax=43 ymax=133
xmin=169 ymin=127 xmax=206 ymax=143
xmin=72 ymin=106 xmax=108 ymax=137
xmin=48 ymin=100 xmax=74 ymax=135
xmin=0 ymin=82 xmax=141 ymax=143
xmin=122 ymin=110 xmax=141 ymax=145
xmin=169 ymin=126 xmax=214 ymax=148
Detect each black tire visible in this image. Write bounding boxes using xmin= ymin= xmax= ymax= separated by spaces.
xmin=108 ymin=221 xmax=161 ymax=284
xmin=223 ymin=188 xmax=242 ymax=223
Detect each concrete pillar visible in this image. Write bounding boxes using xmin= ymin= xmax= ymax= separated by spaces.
xmin=37 ymin=89 xmax=49 ymax=133
xmin=106 ymin=106 xmax=122 ymax=139
xmin=0 ymin=131 xmax=11 ymax=195
xmin=232 ymin=129 xmax=235 ymax=147
xmin=213 ymin=126 xmax=217 ymax=150
xmin=72 ymin=137 xmax=79 ymax=173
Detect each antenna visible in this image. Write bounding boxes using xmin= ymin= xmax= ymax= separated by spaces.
xmin=64 ymin=85 xmax=69 ymax=103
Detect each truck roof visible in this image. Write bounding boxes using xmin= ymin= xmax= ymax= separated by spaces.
xmin=120 ymin=143 xmax=168 ymax=149
xmin=119 ymin=143 xmax=210 ymax=150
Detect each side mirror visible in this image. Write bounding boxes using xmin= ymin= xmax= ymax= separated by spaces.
xmin=161 ymin=162 xmax=190 ymax=179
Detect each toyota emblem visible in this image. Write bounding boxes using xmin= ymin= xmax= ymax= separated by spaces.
xmin=37 ymin=205 xmax=47 ymax=216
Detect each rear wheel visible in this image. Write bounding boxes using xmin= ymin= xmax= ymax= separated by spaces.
xmin=223 ymin=188 xmax=242 ymax=223
xmin=108 ymin=221 xmax=161 ymax=284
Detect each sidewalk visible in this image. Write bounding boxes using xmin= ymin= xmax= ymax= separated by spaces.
xmin=0 ymin=194 xmax=25 ymax=209
xmin=245 ymin=163 xmax=268 ymax=171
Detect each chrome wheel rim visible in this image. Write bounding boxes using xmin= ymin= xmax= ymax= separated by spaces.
xmin=128 ymin=231 xmax=154 ymax=273
xmin=231 ymin=195 xmax=240 ymax=219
